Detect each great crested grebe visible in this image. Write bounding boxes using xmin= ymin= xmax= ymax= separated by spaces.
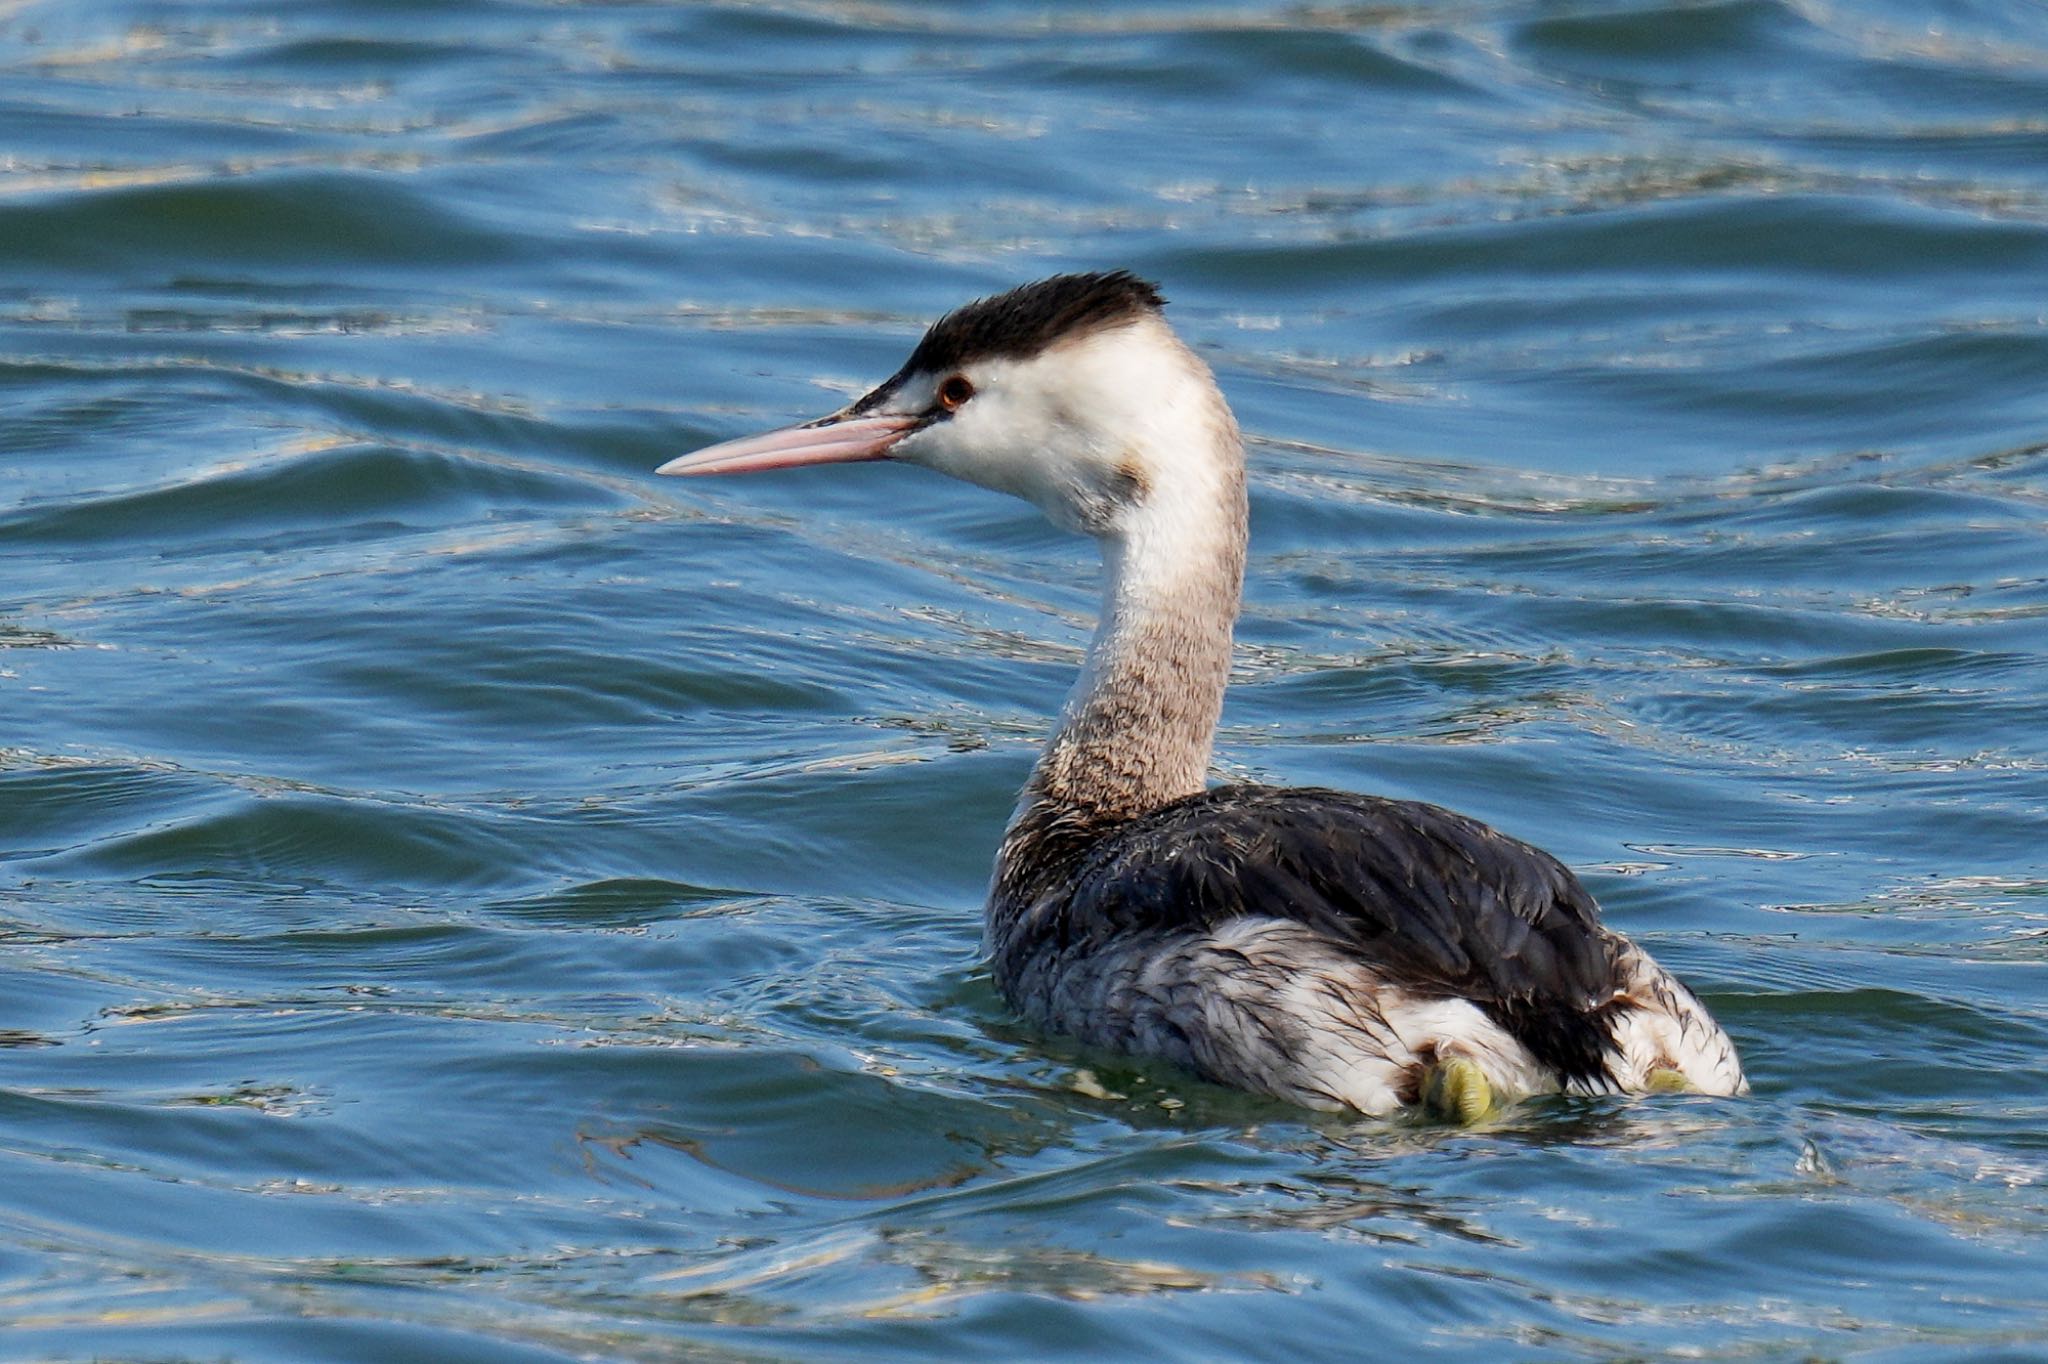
xmin=659 ymin=271 xmax=1745 ymax=1119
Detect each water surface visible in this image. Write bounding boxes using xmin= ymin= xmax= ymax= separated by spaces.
xmin=3 ymin=2 xmax=2047 ymax=1359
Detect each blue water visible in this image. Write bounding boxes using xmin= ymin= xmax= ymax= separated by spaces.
xmin=4 ymin=2 xmax=2047 ymax=1359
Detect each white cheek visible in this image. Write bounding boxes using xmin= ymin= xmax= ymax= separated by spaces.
xmin=919 ymin=386 xmax=1085 ymax=515
xmin=982 ymin=388 xmax=1078 ymax=482
xmin=886 ymin=323 xmax=1216 ymax=534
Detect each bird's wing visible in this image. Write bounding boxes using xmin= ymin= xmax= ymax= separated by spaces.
xmin=1059 ymin=786 xmax=1624 ymax=1045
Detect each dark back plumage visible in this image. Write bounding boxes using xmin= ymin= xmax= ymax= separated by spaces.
xmin=903 ymin=270 xmax=1165 ymax=375
xmin=998 ymin=784 xmax=1629 ymax=1085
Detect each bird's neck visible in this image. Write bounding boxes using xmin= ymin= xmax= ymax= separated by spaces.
xmin=1013 ymin=438 xmax=1247 ymax=857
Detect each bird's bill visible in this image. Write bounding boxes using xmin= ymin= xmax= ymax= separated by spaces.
xmin=655 ymin=411 xmax=919 ymax=477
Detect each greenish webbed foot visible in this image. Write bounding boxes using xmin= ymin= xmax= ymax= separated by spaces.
xmin=1420 ymin=1056 xmax=1498 ymax=1125
xmin=1645 ymin=1067 xmax=1693 ymax=1093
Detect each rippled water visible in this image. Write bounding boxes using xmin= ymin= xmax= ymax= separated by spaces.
xmin=4 ymin=1 xmax=2047 ymax=1359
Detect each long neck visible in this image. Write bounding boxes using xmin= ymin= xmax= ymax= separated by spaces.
xmin=1005 ymin=417 xmax=1247 ymax=881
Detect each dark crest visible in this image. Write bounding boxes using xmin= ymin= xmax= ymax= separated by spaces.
xmin=904 ymin=270 xmax=1165 ymax=375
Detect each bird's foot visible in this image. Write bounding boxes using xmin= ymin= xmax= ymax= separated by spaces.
xmin=1645 ymin=1067 xmax=1693 ymax=1094
xmin=1420 ymin=1055 xmax=1498 ymax=1126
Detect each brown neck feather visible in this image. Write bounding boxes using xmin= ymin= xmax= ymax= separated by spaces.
xmin=996 ymin=425 xmax=1247 ymax=901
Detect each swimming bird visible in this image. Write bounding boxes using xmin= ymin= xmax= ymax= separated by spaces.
xmin=658 ymin=271 xmax=1745 ymax=1119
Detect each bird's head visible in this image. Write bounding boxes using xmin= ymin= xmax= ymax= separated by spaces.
xmin=658 ymin=271 xmax=1239 ymax=538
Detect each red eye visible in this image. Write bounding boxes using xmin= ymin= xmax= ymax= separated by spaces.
xmin=937 ymin=375 xmax=975 ymax=410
